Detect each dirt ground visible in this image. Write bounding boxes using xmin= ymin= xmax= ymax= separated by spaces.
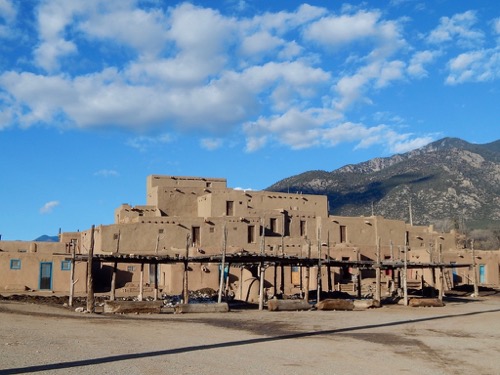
xmin=1 ymin=294 xmax=500 ymax=375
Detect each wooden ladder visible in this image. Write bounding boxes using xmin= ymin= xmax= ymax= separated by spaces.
xmin=444 ymin=270 xmax=453 ymax=290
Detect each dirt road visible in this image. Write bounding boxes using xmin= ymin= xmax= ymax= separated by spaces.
xmin=1 ymin=296 xmax=499 ymax=375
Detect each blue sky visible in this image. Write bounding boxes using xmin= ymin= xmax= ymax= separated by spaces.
xmin=0 ymin=0 xmax=498 ymax=240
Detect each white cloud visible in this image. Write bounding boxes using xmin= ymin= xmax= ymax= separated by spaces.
xmin=0 ymin=1 xmax=486 ymax=158
xmin=94 ymin=169 xmax=119 ymax=177
xmin=33 ymin=0 xmax=87 ymax=71
xmin=201 ymin=138 xmax=224 ymax=150
xmin=322 ymin=122 xmax=434 ymax=154
xmin=408 ymin=50 xmax=439 ymax=78
xmin=0 ymin=0 xmax=15 ymax=22
xmin=40 ymin=201 xmax=60 ymax=214
xmin=494 ymin=18 xmax=500 ymax=35
xmin=0 ymin=0 xmax=16 ymax=38
xmin=240 ymin=31 xmax=284 ymax=57
xmin=126 ymin=134 xmax=173 ymax=151
xmin=333 ymin=59 xmax=405 ymax=111
xmin=445 ymin=49 xmax=500 ymax=84
xmin=427 ymin=11 xmax=484 ymax=47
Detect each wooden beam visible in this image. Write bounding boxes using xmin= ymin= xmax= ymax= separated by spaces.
xmin=86 ymin=225 xmax=95 ymax=313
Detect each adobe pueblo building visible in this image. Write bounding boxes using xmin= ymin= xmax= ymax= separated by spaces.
xmin=1 ymin=175 xmax=499 ymax=304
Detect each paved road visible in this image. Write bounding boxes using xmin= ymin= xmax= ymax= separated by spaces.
xmin=1 ymin=296 xmax=499 ymax=375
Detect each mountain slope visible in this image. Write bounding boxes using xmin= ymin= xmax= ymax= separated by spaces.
xmin=267 ymin=137 xmax=500 ymax=229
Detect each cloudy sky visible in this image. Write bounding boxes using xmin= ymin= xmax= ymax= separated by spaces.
xmin=0 ymin=0 xmax=498 ymax=240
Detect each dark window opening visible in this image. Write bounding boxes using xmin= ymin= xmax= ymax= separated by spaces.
xmin=300 ymin=220 xmax=306 ymax=237
xmin=192 ymin=226 xmax=201 ymax=246
xmin=248 ymin=225 xmax=255 ymax=243
xmin=226 ymin=201 xmax=234 ymax=216
xmin=340 ymin=225 xmax=347 ymax=243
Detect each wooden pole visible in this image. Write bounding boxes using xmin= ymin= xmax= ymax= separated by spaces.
xmin=153 ymin=263 xmax=158 ymax=301
xmin=69 ymin=240 xmax=76 ymax=307
xmin=375 ymin=236 xmax=381 ymax=303
xmin=115 ymin=230 xmax=120 ymax=253
xmin=357 ymin=250 xmax=362 ymax=299
xmin=218 ymin=226 xmax=227 ymax=303
xmin=438 ymin=241 xmax=444 ymax=301
xmin=472 ymin=239 xmax=479 ymax=297
xmin=280 ymin=235 xmax=285 ymax=296
xmin=316 ymin=228 xmax=322 ymax=303
xmin=239 ymin=266 xmax=243 ymax=300
xmin=327 ymin=231 xmax=332 ymax=293
xmin=139 ymin=263 xmax=144 ymax=301
xmin=403 ymin=245 xmax=409 ymax=306
xmin=304 ymin=240 xmax=311 ymax=302
xmin=183 ymin=234 xmax=190 ymax=304
xmin=86 ymin=225 xmax=95 ymax=313
xmin=258 ymin=219 xmax=265 ymax=310
xmin=110 ymin=261 xmax=117 ymax=301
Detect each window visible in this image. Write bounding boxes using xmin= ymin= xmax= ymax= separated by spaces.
xmin=291 ymin=266 xmax=300 ymax=286
xmin=127 ymin=266 xmax=136 ymax=272
xmin=226 ymin=201 xmax=234 ymax=216
xmin=61 ymin=260 xmax=71 ymax=271
xmin=300 ymin=220 xmax=306 ymax=237
xmin=340 ymin=225 xmax=346 ymax=243
xmin=270 ymin=218 xmax=277 ymax=233
xmin=192 ymin=226 xmax=200 ymax=246
xmin=10 ymin=259 xmax=21 ymax=270
xmin=248 ymin=225 xmax=255 ymax=243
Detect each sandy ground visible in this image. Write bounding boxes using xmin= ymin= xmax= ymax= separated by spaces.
xmin=1 ymin=296 xmax=500 ymax=375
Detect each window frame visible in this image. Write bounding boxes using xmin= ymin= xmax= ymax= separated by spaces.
xmin=10 ymin=259 xmax=21 ymax=270
xmin=61 ymin=260 xmax=71 ymax=271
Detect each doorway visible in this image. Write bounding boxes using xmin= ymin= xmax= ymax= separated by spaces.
xmin=39 ymin=262 xmax=53 ymax=290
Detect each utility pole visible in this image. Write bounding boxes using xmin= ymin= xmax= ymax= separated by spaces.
xmin=472 ymin=239 xmax=479 ymax=297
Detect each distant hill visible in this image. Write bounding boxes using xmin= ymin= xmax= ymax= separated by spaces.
xmin=267 ymin=137 xmax=500 ymax=231
xmin=34 ymin=235 xmax=59 ymax=242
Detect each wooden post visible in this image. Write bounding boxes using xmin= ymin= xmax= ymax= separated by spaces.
xmin=183 ymin=234 xmax=190 ymax=304
xmin=326 ymin=231 xmax=332 ymax=293
xmin=280 ymin=234 xmax=285 ymax=296
xmin=115 ymin=230 xmax=120 ymax=253
xmin=403 ymin=245 xmax=409 ymax=306
xmin=258 ymin=219 xmax=265 ymax=310
xmin=110 ymin=261 xmax=117 ymax=301
xmin=438 ymin=241 xmax=444 ymax=302
xmin=375 ymin=236 xmax=381 ymax=303
xmin=472 ymin=239 xmax=479 ymax=297
xmin=316 ymin=228 xmax=322 ymax=303
xmin=218 ymin=226 xmax=227 ymax=304
xmin=304 ymin=240 xmax=311 ymax=302
xmin=139 ymin=263 xmax=144 ymax=301
xmin=356 ymin=249 xmax=362 ymax=299
xmin=69 ymin=240 xmax=76 ymax=307
xmin=153 ymin=263 xmax=158 ymax=301
xmin=86 ymin=225 xmax=95 ymax=313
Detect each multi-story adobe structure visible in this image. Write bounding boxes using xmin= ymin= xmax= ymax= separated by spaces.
xmin=1 ymin=175 xmax=499 ymax=301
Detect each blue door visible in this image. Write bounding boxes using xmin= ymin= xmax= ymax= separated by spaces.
xmin=479 ymin=265 xmax=486 ymax=284
xmin=39 ymin=262 xmax=53 ymax=290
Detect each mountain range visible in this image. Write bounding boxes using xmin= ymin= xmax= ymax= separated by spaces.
xmin=267 ymin=137 xmax=500 ymax=231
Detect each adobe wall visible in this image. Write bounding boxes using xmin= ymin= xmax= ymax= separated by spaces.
xmin=0 ymin=251 xmax=87 ymax=293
